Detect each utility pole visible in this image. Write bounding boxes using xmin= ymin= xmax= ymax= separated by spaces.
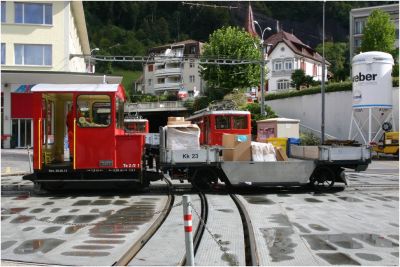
xmin=321 ymin=1 xmax=326 ymax=144
xmin=260 ymin=45 xmax=266 ymax=116
xmin=253 ymin=21 xmax=271 ymax=116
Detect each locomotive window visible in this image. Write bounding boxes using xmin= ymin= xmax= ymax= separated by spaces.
xmin=215 ymin=116 xmax=231 ymax=129
xmin=116 ymin=98 xmax=124 ymax=129
xmin=93 ymin=102 xmax=111 ymax=125
xmin=77 ymin=95 xmax=111 ymax=128
xmin=233 ymin=116 xmax=248 ymax=129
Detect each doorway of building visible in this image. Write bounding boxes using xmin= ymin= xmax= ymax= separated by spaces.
xmin=11 ymin=119 xmax=32 ymax=148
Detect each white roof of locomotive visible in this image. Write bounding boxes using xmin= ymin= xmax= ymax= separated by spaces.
xmin=31 ymin=84 xmax=120 ymax=92
xmin=187 ymin=110 xmax=250 ymax=120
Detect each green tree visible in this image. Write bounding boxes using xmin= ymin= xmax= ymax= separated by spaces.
xmin=316 ymin=42 xmax=349 ymax=81
xmin=291 ymin=69 xmax=306 ymax=90
xmin=361 ymin=9 xmax=396 ymax=54
xmin=200 ymin=26 xmax=261 ymax=100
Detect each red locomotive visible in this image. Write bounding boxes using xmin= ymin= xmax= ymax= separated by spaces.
xmin=186 ymin=109 xmax=251 ymax=145
xmin=24 ymin=84 xmax=148 ymax=190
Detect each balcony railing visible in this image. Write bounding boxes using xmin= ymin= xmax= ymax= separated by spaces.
xmin=154 ymin=68 xmax=182 ymax=76
xmin=126 ymin=101 xmax=187 ymax=112
xmin=154 ymin=82 xmax=181 ymax=91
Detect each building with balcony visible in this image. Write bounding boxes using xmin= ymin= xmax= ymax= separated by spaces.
xmin=1 ymin=1 xmax=121 ymax=148
xmin=143 ymin=40 xmax=204 ymax=97
xmin=264 ymin=30 xmax=330 ymax=92
xmin=349 ymin=4 xmax=399 ymax=61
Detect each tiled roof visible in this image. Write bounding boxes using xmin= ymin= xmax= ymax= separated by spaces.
xmin=265 ymin=31 xmax=330 ymax=65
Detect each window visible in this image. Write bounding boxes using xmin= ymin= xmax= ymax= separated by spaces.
xmin=274 ymin=60 xmax=282 ymax=71
xmin=189 ymin=75 xmax=195 ymax=83
xmin=148 ymin=79 xmax=152 ymax=86
xmin=15 ymin=44 xmax=52 ymax=66
xmin=215 ymin=116 xmax=231 ymax=129
xmin=189 ymin=62 xmax=195 ymax=68
xmin=1 ymin=43 xmax=5 ymax=65
xmin=15 ymin=2 xmax=52 ymax=25
xmin=1 ymin=2 xmax=5 ymax=23
xmin=300 ymin=61 xmax=305 ymax=70
xmin=190 ymin=46 xmax=196 ymax=54
xmin=354 ymin=21 xmax=364 ymax=34
xmin=157 ymin=78 xmax=165 ymax=84
xmin=77 ymin=95 xmax=111 ymax=128
xmin=233 ymin=116 xmax=248 ymax=129
xmin=277 ymin=80 xmax=291 ymax=90
xmin=354 ymin=39 xmax=362 ymax=48
xmin=313 ymin=64 xmax=317 ymax=76
xmin=284 ymin=60 xmax=292 ymax=70
xmin=148 ymin=64 xmax=153 ymax=72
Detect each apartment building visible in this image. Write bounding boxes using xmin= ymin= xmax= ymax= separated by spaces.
xmin=265 ymin=31 xmax=330 ymax=92
xmin=143 ymin=40 xmax=204 ymax=97
xmin=1 ymin=1 xmax=121 ymax=148
xmin=349 ymin=4 xmax=399 ymax=60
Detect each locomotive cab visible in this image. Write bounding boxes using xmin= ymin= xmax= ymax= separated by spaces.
xmin=24 ymin=84 xmax=148 ymax=190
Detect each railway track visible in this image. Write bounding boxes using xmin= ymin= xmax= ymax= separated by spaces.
xmin=115 ymin=178 xmax=175 ymax=266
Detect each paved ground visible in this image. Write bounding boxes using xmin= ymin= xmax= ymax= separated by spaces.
xmin=1 ymin=149 xmax=399 ymax=266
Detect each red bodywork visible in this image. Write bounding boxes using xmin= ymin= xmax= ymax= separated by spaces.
xmin=31 ymin=84 xmax=147 ymax=173
xmin=187 ymin=110 xmax=251 ymax=145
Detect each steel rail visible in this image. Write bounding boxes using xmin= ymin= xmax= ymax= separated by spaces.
xmin=114 ymin=178 xmax=174 ymax=266
xmin=230 ymin=194 xmax=259 ymax=266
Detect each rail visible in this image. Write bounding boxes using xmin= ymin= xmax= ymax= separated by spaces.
xmin=115 ymin=178 xmax=174 ymax=266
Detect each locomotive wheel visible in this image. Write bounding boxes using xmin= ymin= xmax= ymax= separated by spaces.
xmin=191 ymin=168 xmax=218 ymax=191
xmin=310 ymin=166 xmax=335 ymax=191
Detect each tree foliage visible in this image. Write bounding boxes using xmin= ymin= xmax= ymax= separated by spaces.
xmin=200 ymin=26 xmax=261 ymax=100
xmin=361 ymin=9 xmax=396 ymax=54
xmin=316 ymin=42 xmax=349 ymax=81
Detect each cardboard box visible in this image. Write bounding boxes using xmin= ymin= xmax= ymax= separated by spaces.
xmin=167 ymin=117 xmax=191 ymax=126
xmin=222 ymin=134 xmax=251 ymax=161
xmin=275 ymin=146 xmax=288 ymax=161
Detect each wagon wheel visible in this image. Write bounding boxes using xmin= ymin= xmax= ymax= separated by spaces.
xmin=191 ymin=168 xmax=218 ymax=191
xmin=42 ymin=182 xmax=64 ymax=192
xmin=310 ymin=166 xmax=335 ymax=191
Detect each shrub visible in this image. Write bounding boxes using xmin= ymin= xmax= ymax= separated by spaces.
xmin=300 ymin=132 xmax=321 ymax=146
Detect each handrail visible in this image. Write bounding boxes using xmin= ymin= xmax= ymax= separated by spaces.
xmin=38 ymin=118 xmax=41 ymax=170
xmin=73 ymin=118 xmax=76 ymax=170
xmin=299 ymin=123 xmax=338 ymax=140
xmin=126 ymin=101 xmax=187 ymax=111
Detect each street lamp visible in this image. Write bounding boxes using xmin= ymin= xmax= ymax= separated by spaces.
xmin=89 ymin=48 xmax=99 ymax=73
xmin=254 ymin=21 xmax=271 ymax=116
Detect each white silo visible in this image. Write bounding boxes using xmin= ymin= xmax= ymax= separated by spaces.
xmin=349 ymin=51 xmax=395 ymax=144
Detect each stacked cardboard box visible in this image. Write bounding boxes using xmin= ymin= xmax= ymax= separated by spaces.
xmin=222 ymin=134 xmax=251 ymax=161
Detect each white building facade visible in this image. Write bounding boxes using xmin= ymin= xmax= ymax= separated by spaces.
xmin=349 ymin=4 xmax=399 ymax=60
xmin=0 ymin=1 xmax=102 ymax=149
xmin=265 ymin=31 xmax=329 ymax=93
xmin=143 ymin=40 xmax=204 ymax=97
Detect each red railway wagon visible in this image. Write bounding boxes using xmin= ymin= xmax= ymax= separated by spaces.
xmin=186 ymin=110 xmax=251 ymax=145
xmin=23 ymin=84 xmax=148 ymax=190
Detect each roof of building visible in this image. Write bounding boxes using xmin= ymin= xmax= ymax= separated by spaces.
xmin=31 ymin=83 xmax=121 ymax=92
xmin=265 ymin=31 xmax=330 ymax=65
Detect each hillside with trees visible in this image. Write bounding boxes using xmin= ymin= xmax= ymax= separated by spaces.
xmin=83 ymin=1 xmax=397 ymax=96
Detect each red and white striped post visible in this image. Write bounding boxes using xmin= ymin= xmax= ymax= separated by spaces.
xmin=182 ymin=195 xmax=195 ymax=266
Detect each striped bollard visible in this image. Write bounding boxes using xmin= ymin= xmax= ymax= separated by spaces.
xmin=182 ymin=195 xmax=195 ymax=266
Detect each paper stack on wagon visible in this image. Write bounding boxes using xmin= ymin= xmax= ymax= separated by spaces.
xmin=166 ymin=117 xmax=200 ymax=150
xmin=251 ymin=142 xmax=277 ymax=162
